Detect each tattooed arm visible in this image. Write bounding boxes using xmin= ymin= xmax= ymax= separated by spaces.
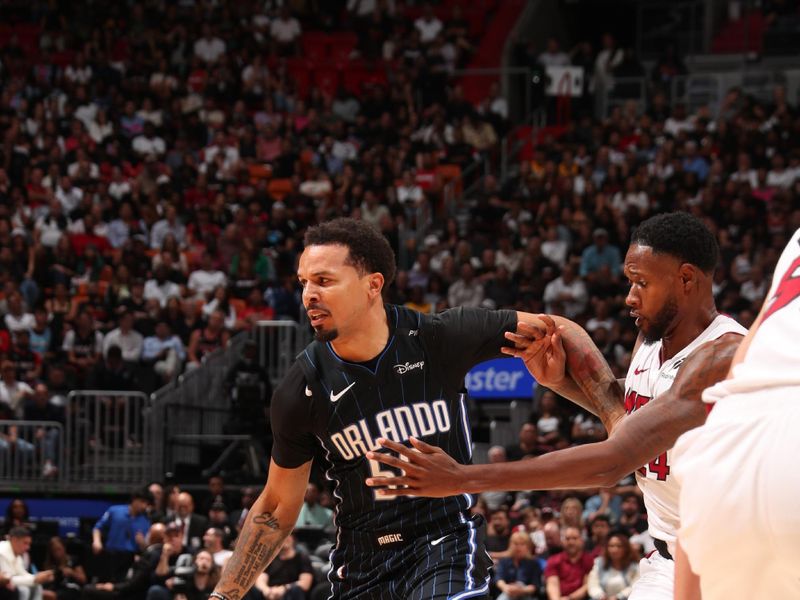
xmin=212 ymin=459 xmax=311 ymax=600
xmin=511 ymin=313 xmax=626 ymax=433
xmin=367 ymin=333 xmax=742 ymax=496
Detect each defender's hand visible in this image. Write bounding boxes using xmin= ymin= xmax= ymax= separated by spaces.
xmin=365 ymin=437 xmax=466 ymax=498
xmin=502 ymin=316 xmax=566 ymax=387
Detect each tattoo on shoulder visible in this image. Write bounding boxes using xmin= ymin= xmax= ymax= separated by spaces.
xmin=252 ymin=512 xmax=280 ymax=530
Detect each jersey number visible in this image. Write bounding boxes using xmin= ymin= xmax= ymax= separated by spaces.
xmin=638 ymin=452 xmax=671 ymax=481
xmin=368 ymin=452 xmax=410 ymax=502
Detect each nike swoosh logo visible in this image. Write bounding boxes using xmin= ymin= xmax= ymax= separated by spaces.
xmin=430 ymin=534 xmax=450 ymax=547
xmin=330 ymin=382 xmax=355 ymax=403
xmin=305 ymin=386 xmax=313 ymax=397
xmin=634 ymin=367 xmax=649 ymax=375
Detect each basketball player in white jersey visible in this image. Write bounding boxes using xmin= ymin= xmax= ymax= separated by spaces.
xmin=366 ymin=212 xmax=746 ymax=600
xmin=672 ymin=227 xmax=800 ymax=600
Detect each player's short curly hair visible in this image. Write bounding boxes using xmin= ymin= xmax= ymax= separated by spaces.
xmin=304 ymin=217 xmax=396 ymax=286
xmin=631 ymin=212 xmax=718 ymax=273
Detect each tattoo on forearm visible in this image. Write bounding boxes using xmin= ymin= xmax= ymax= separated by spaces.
xmin=559 ymin=325 xmax=624 ymax=428
xmin=216 ymin=512 xmax=287 ymax=597
xmin=252 ymin=512 xmax=280 ymax=530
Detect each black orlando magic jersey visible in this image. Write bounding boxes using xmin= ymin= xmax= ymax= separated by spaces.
xmin=270 ymin=304 xmax=517 ymax=535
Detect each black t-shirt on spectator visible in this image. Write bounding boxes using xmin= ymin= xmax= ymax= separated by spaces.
xmin=122 ymin=297 xmax=154 ymax=337
xmin=264 ymin=550 xmax=313 ymax=587
xmin=24 ymin=401 xmax=65 ymax=424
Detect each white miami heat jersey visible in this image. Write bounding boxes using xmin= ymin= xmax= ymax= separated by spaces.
xmin=705 ymin=227 xmax=800 ymax=402
xmin=624 ymin=314 xmax=747 ymax=552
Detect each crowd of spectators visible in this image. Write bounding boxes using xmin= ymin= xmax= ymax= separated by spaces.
xmin=0 ymin=0 xmax=799 ymax=598
xmin=0 ymin=475 xmax=649 ymax=600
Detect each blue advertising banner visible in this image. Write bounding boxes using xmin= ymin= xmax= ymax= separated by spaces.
xmin=465 ymin=358 xmax=537 ymax=399
xmin=0 ymin=498 xmax=114 ymax=537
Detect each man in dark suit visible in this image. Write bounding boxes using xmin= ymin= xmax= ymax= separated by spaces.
xmin=174 ymin=492 xmax=208 ymax=553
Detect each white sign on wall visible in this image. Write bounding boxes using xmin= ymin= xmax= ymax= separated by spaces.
xmin=545 ymin=66 xmax=585 ymax=97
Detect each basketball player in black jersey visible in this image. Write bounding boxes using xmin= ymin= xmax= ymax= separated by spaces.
xmin=210 ymin=218 xmax=576 ymax=600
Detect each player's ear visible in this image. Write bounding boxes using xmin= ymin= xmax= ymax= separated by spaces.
xmin=678 ymin=263 xmax=697 ymax=291
xmin=367 ymin=272 xmax=384 ymax=299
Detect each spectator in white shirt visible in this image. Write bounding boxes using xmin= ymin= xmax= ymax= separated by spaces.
xmin=150 ymin=204 xmax=186 ymax=250
xmin=414 ymin=4 xmax=443 ymax=44
xmin=241 ymin=54 xmax=270 ymax=98
xmin=537 ymin=37 xmax=571 ymax=67
xmin=188 ymin=251 xmax=227 ymax=300
xmin=593 ymin=33 xmax=623 ymax=92
xmin=55 ymin=176 xmax=82 ymax=215
xmin=202 ymin=132 xmax=240 ymax=175
xmin=87 ymin=108 xmax=114 ymax=144
xmin=729 ymin=152 xmax=758 ymax=188
xmin=271 ymin=7 xmax=301 ymax=55
xmin=67 ymin=151 xmax=100 ymax=182
xmin=0 ymin=361 xmax=34 ymax=419
xmin=132 ymin=122 xmax=166 ymax=158
xmin=142 ymin=320 xmax=186 ymax=383
xmin=108 ymin=167 xmax=132 ymax=201
xmin=543 ymin=263 xmax=588 ymax=319
xmin=137 ymin=97 xmax=163 ymax=127
xmin=740 ymin=265 xmax=768 ymax=304
xmin=347 ymin=0 xmax=395 ymax=18
xmin=767 ymin=154 xmax=796 ymax=189
xmin=611 ymin=177 xmax=649 ymax=216
xmin=70 ymin=83 xmax=96 ymax=124
xmin=145 ymin=265 xmax=182 ymax=308
xmin=4 ymin=292 xmax=35 ymax=333
xmin=193 ymin=24 xmax=226 ymax=64
xmin=396 ymin=170 xmax=425 ymax=206
xmin=203 ymin=526 xmax=233 ymax=568
xmin=102 ymin=310 xmax=144 ymax=363
xmin=202 ymin=286 xmax=237 ymax=331
xmin=359 ymin=190 xmax=391 ymax=230
xmin=447 ymin=263 xmax=485 ymax=308
xmin=64 ymin=52 xmax=93 ymax=85
xmin=541 ymin=226 xmax=569 ymax=268
xmin=482 ymin=81 xmax=509 ymax=121
xmin=663 ymin=103 xmax=695 ymax=138
xmin=0 ymin=527 xmax=55 ymax=600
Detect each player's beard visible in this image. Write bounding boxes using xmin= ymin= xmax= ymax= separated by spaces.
xmin=314 ymin=327 xmax=339 ymax=342
xmin=640 ymin=295 xmax=679 ymax=344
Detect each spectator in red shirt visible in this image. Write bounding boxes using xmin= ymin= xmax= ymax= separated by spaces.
xmin=235 ymin=288 xmax=275 ymax=331
xmin=544 ymin=526 xmax=594 ymax=600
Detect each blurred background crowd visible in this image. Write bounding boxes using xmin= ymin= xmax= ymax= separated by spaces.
xmin=0 ymin=0 xmax=799 ymax=598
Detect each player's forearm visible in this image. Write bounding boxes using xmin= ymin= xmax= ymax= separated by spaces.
xmin=213 ymin=498 xmax=295 ymax=599
xmin=461 ymin=440 xmax=624 ymax=492
xmin=549 ymin=316 xmax=625 ymax=433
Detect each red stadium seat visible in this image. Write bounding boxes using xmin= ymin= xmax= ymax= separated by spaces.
xmin=313 ymin=66 xmax=341 ymax=98
xmin=285 ymin=58 xmax=311 ymax=99
xmin=268 ymin=178 xmax=293 ymax=201
xmin=50 ymin=50 xmax=76 ymax=68
xmin=327 ymin=32 xmax=357 ymax=61
xmin=302 ymin=36 xmax=329 ymax=62
xmin=342 ymin=66 xmax=369 ymax=96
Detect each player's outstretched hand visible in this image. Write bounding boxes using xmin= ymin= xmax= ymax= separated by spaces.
xmin=502 ymin=315 xmax=566 ymax=387
xmin=365 ymin=437 xmax=464 ymax=498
